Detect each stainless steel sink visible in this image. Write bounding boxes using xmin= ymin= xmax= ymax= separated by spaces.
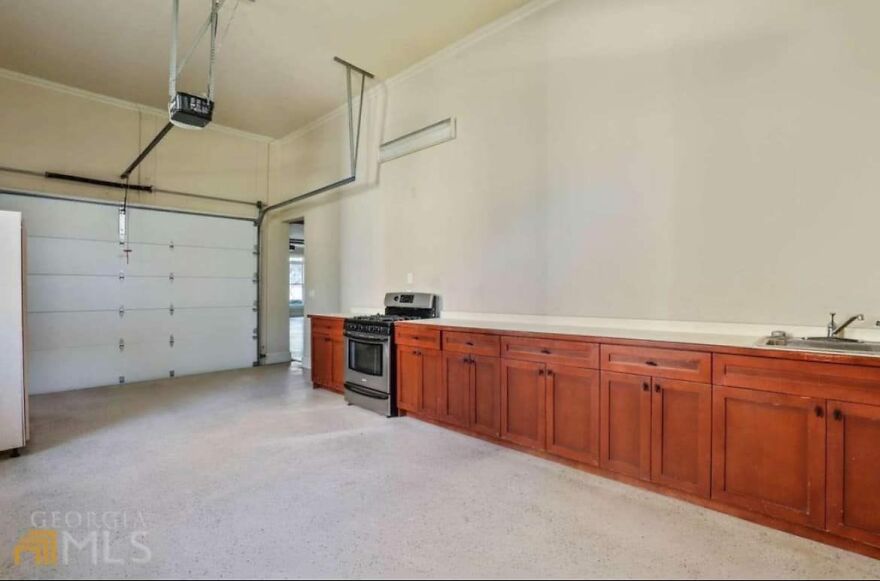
xmin=758 ymin=335 xmax=880 ymax=354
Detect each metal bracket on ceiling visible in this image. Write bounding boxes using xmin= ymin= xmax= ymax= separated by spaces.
xmin=252 ymin=56 xmax=373 ymax=367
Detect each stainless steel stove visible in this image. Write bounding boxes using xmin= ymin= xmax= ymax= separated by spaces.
xmin=344 ymin=292 xmax=438 ymax=417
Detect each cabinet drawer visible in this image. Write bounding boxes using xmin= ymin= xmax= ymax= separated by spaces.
xmin=310 ymin=316 xmax=343 ymax=336
xmin=396 ymin=326 xmax=441 ymax=350
xmin=443 ymin=331 xmax=500 ymax=356
xmin=501 ymin=336 xmax=598 ymax=368
xmin=600 ymin=344 xmax=710 ymax=383
xmin=714 ymin=354 xmax=880 ymax=404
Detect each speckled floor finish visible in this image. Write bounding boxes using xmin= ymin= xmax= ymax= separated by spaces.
xmin=1 ymin=365 xmax=878 ymax=580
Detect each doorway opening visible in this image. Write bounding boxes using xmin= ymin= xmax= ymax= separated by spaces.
xmin=289 ymin=220 xmax=305 ymax=363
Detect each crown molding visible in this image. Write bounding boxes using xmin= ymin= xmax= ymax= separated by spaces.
xmin=0 ymin=67 xmax=274 ymax=144
xmin=273 ymin=0 xmax=559 ymax=145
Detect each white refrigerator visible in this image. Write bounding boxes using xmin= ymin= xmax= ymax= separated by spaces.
xmin=0 ymin=210 xmax=28 ymax=454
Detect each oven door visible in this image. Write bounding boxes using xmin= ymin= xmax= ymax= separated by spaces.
xmin=344 ymin=333 xmax=391 ymax=393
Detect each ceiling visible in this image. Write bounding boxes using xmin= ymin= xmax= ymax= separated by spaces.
xmin=0 ymin=0 xmax=530 ymax=138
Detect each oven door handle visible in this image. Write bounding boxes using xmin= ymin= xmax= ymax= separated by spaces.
xmin=343 ymin=332 xmax=390 ymax=344
xmin=345 ymin=383 xmax=390 ymax=400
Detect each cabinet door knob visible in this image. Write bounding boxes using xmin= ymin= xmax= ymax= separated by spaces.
xmin=547 ymin=369 xmax=554 ymax=376
xmin=655 ymin=384 xmax=661 ymax=392
xmin=538 ymin=368 xmax=545 ymax=376
xmin=642 ymin=382 xmax=650 ymax=391
xmin=833 ymin=409 xmax=843 ymax=421
xmin=815 ymin=405 xmax=824 ymax=418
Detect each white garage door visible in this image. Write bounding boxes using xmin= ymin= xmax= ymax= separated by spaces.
xmin=0 ymin=191 xmax=257 ymax=394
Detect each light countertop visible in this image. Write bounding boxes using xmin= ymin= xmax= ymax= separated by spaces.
xmin=399 ymin=317 xmax=762 ymax=350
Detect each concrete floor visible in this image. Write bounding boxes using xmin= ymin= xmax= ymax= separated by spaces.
xmin=1 ymin=366 xmax=878 ymax=580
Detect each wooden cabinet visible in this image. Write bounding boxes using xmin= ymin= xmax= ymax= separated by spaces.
xmin=331 ymin=338 xmax=345 ymax=389
xmin=396 ymin=347 xmax=442 ymax=417
xmin=437 ymin=352 xmax=501 ymax=434
xmin=651 ymin=378 xmax=711 ymax=497
xmin=309 ymin=316 xmax=345 ymax=393
xmin=442 ymin=352 xmax=472 ymax=427
xmin=501 ymin=359 xmax=546 ymax=449
xmin=546 ymin=365 xmax=600 ymax=466
xmin=311 ymin=335 xmax=334 ymax=387
xmin=502 ymin=336 xmax=598 ymax=368
xmin=601 ymin=344 xmax=711 ymax=384
xmin=600 ymin=371 xmax=651 ymax=480
xmin=712 ymin=385 xmax=826 ymax=529
xmin=443 ymin=331 xmax=500 ymax=357
xmin=471 ymin=355 xmax=501 ymax=437
xmin=396 ymin=325 xmax=441 ymax=350
xmin=827 ymin=400 xmax=880 ymax=547
xmin=397 ymin=348 xmax=422 ymax=412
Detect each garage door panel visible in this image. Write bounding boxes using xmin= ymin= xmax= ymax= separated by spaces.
xmin=172 ymin=246 xmax=254 ymax=278
xmin=123 ymin=277 xmax=171 ymax=310
xmin=172 ymin=336 xmax=255 ymax=376
xmin=0 ymin=194 xmax=118 ymax=240
xmin=172 ymin=307 xmax=255 ymax=342
xmin=123 ymin=245 xmax=172 ymax=277
xmin=172 ymin=278 xmax=254 ymax=308
xmin=129 ymin=210 xmax=255 ymax=248
xmin=27 ymin=274 xmax=120 ymax=312
xmin=27 ymin=312 xmax=120 ymax=351
xmin=28 ymin=346 xmax=121 ymax=394
xmin=28 ymin=237 xmax=122 ymax=275
xmin=122 ymin=342 xmax=172 ymax=384
xmin=122 ymin=311 xmax=173 ymax=344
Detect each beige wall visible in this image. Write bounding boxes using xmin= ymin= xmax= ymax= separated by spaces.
xmin=0 ymin=71 xmax=269 ymax=218
xmin=260 ymin=0 xmax=880 ymax=362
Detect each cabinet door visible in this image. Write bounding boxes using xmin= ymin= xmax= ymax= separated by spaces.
xmin=331 ymin=338 xmax=345 ymax=392
xmin=471 ymin=355 xmax=501 ymax=437
xmin=651 ymin=379 xmax=711 ymax=497
xmin=441 ymin=352 xmax=471 ymax=427
xmin=546 ymin=365 xmax=600 ymax=466
xmin=827 ymin=400 xmax=880 ymax=547
xmin=600 ymin=371 xmax=651 ymax=480
xmin=712 ymin=386 xmax=826 ymax=529
xmin=311 ymin=334 xmax=332 ymax=387
xmin=397 ymin=347 xmax=422 ymax=412
xmin=420 ymin=349 xmax=443 ymax=418
xmin=501 ymin=359 xmax=546 ymax=449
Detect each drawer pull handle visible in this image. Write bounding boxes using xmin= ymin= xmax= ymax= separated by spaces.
xmin=645 ymin=360 xmax=658 ymax=367
xmin=833 ymin=409 xmax=843 ymax=421
xmin=466 ymin=341 xmax=474 ymax=346
xmin=815 ymin=406 xmax=824 ymax=418
xmin=412 ymin=336 xmax=420 ymax=340
xmin=541 ymin=348 xmax=551 ymax=354
xmin=642 ymin=382 xmax=650 ymax=391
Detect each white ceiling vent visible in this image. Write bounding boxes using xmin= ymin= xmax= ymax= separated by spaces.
xmin=379 ymin=117 xmax=456 ymax=163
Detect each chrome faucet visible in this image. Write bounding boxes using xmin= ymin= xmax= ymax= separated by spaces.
xmin=827 ymin=312 xmax=864 ymax=339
